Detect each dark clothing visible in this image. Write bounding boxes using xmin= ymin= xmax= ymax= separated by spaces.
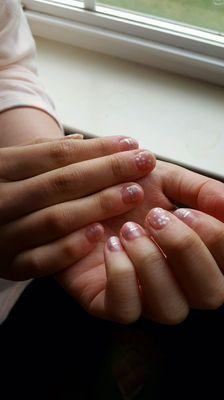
xmin=1 ymin=277 xmax=223 ymax=400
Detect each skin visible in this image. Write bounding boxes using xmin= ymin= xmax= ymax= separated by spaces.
xmin=0 ymin=107 xmax=156 ymax=280
xmin=0 ymin=139 xmax=157 ymax=280
xmin=57 ymin=161 xmax=224 ymax=325
xmin=1 ymin=107 xmax=224 ymax=325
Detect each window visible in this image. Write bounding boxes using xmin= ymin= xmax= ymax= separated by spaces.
xmin=22 ymin=0 xmax=224 ymax=86
xmin=97 ymin=1 xmax=224 ymax=34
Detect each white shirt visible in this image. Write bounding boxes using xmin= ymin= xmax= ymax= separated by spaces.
xmin=0 ymin=0 xmax=62 ymax=323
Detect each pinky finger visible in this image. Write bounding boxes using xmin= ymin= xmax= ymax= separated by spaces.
xmin=8 ymin=223 xmax=104 ymax=281
xmin=104 ymin=236 xmax=142 ymax=324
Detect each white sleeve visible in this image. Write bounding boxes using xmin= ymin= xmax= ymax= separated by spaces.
xmin=0 ymin=0 xmax=63 ymax=130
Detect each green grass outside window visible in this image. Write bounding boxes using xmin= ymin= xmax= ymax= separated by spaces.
xmin=97 ymin=1 xmax=224 ymax=33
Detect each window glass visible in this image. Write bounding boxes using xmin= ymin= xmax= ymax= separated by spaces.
xmin=97 ymin=1 xmax=224 ymax=33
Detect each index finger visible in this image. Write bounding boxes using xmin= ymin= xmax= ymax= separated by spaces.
xmin=0 ymin=135 xmax=139 ymax=181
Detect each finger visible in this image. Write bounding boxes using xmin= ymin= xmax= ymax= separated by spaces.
xmin=2 ymin=149 xmax=155 ymax=222
xmin=1 ymin=183 xmax=144 ymax=255
xmin=0 ymin=135 xmax=138 ymax=181
xmin=3 ymin=223 xmax=104 ymax=281
xmin=174 ymin=208 xmax=224 ymax=273
xmin=104 ymin=236 xmax=142 ymax=324
xmin=159 ymin=161 xmax=224 ymax=222
xmin=120 ymin=222 xmax=189 ymax=325
xmin=145 ymin=208 xmax=224 ymax=310
xmin=14 ymin=133 xmax=84 ymax=147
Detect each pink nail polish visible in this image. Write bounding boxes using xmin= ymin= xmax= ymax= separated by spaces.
xmin=135 ymin=151 xmax=154 ymax=171
xmin=63 ymin=133 xmax=84 ymax=140
xmin=119 ymin=137 xmax=139 ymax=151
xmin=107 ymin=236 xmax=123 ymax=252
xmin=146 ymin=208 xmax=171 ymax=230
xmin=121 ymin=222 xmax=145 ymax=241
xmin=121 ymin=184 xmax=143 ymax=204
xmin=174 ymin=208 xmax=195 ymax=224
xmin=174 ymin=208 xmax=197 ymax=227
xmin=86 ymin=223 xmax=104 ymax=242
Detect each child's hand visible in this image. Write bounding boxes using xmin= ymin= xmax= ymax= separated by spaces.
xmin=103 ymin=207 xmax=224 ymax=325
xmin=0 ymin=135 xmax=156 ymax=280
xmin=57 ymin=161 xmax=224 ymax=325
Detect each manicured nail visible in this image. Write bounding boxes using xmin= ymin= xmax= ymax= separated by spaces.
xmin=121 ymin=222 xmax=145 ymax=241
xmin=121 ymin=184 xmax=143 ymax=204
xmin=63 ymin=133 xmax=84 ymax=139
xmin=86 ymin=223 xmax=104 ymax=242
xmin=107 ymin=236 xmax=123 ymax=252
xmin=146 ymin=208 xmax=171 ymax=230
xmin=174 ymin=208 xmax=195 ymax=224
xmin=135 ymin=151 xmax=154 ymax=171
xmin=119 ymin=137 xmax=139 ymax=151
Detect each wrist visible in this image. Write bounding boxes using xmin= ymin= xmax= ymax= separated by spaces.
xmin=0 ymin=107 xmax=63 ymax=147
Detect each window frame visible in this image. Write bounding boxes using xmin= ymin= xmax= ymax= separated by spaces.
xmin=22 ymin=0 xmax=224 ymax=86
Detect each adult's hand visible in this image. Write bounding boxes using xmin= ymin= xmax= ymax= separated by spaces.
xmin=0 ymin=135 xmax=156 ymax=280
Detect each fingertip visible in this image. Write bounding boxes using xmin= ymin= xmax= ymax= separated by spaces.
xmin=119 ymin=136 xmax=139 ymax=151
xmin=85 ymin=223 xmax=104 ymax=243
xmin=106 ymin=236 xmax=123 ymax=252
xmin=173 ymin=208 xmax=197 ymax=226
xmin=120 ymin=221 xmax=146 ymax=242
xmin=135 ymin=150 xmax=156 ymax=173
xmin=103 ymin=135 xmax=139 ymax=152
xmin=121 ymin=183 xmax=144 ymax=205
xmin=145 ymin=207 xmax=171 ymax=231
xmin=63 ymin=133 xmax=84 ymax=140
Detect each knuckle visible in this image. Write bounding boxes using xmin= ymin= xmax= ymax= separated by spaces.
xmin=62 ymin=241 xmax=78 ymax=261
xmin=53 ymin=170 xmax=68 ymax=193
xmin=97 ymin=139 xmax=110 ymax=156
xmin=28 ymin=254 xmax=44 ymax=276
xmin=97 ymin=190 xmax=117 ymax=215
xmin=173 ymin=232 xmax=196 ymax=253
xmin=139 ymin=250 xmax=162 ymax=269
xmin=49 ymin=140 xmax=74 ymax=165
xmin=45 ymin=208 xmax=69 ymax=236
xmin=110 ymin=154 xmax=126 ymax=180
xmin=197 ymin=180 xmax=223 ymax=212
xmin=52 ymin=169 xmax=78 ymax=194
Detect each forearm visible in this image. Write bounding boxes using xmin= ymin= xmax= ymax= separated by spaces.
xmin=0 ymin=107 xmax=63 ymax=147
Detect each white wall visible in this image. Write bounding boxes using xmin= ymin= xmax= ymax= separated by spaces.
xmin=36 ymin=37 xmax=224 ymax=179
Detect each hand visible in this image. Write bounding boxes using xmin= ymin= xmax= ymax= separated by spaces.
xmin=0 ymin=135 xmax=156 ymax=280
xmin=57 ymin=160 xmax=224 ymax=324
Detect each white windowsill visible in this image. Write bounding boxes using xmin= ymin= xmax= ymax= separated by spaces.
xmin=35 ymin=36 xmax=224 ymax=179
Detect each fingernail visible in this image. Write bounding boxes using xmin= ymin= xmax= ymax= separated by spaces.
xmin=121 ymin=222 xmax=145 ymax=241
xmin=174 ymin=208 xmax=195 ymax=224
xmin=107 ymin=236 xmax=123 ymax=252
xmin=119 ymin=137 xmax=139 ymax=151
xmin=64 ymin=133 xmax=84 ymax=139
xmin=146 ymin=208 xmax=171 ymax=230
xmin=135 ymin=150 xmax=154 ymax=171
xmin=121 ymin=184 xmax=143 ymax=204
xmin=86 ymin=223 xmax=104 ymax=242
